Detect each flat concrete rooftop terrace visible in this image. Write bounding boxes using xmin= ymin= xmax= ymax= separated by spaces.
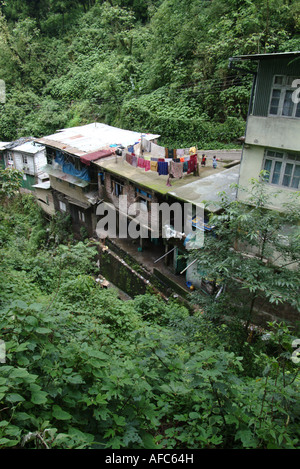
xmin=95 ymin=154 xmax=230 ymax=192
xmin=94 ymin=155 xmax=240 ymax=210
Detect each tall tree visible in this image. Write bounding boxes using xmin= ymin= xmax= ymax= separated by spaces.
xmin=190 ymin=176 xmax=300 ymax=327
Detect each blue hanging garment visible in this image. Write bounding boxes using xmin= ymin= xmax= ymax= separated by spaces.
xmin=158 ymin=161 xmax=168 ymax=175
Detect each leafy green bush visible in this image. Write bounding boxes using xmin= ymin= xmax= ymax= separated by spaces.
xmin=0 ymin=194 xmax=299 ymax=449
xmin=1 ymin=294 xmax=299 ymax=449
xmin=120 ymin=95 xmax=245 ymax=148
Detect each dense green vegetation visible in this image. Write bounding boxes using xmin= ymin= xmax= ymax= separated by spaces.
xmin=0 ymin=1 xmax=300 ymax=451
xmin=0 ymin=0 xmax=299 ymax=146
xmin=191 ymin=176 xmax=300 ymax=328
xmin=0 ymin=192 xmax=299 ymax=449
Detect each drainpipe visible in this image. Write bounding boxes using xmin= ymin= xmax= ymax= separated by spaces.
xmin=238 ymin=70 xmax=257 ymax=184
xmin=228 ymin=58 xmax=258 ymax=199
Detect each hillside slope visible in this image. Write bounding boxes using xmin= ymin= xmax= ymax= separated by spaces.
xmin=0 ymin=0 xmax=299 ymax=146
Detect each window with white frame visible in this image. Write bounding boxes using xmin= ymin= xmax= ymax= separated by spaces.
xmin=78 ymin=210 xmax=85 ymax=222
xmin=269 ymin=75 xmax=300 ymax=118
xmin=22 ymin=154 xmax=28 ymax=165
xmin=263 ymin=150 xmax=300 ymax=189
xmin=59 ymin=200 xmax=67 ymax=212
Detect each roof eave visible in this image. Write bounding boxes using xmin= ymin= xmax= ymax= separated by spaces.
xmin=229 ymin=51 xmax=300 ymax=62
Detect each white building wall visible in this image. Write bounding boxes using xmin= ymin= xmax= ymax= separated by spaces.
xmin=34 ymin=150 xmax=47 ymax=175
xmin=13 ymin=151 xmax=35 ymax=175
xmin=237 ymin=145 xmax=300 ymax=211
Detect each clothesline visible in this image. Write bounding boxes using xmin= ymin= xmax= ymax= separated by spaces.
xmin=124 ymin=152 xmax=198 ymax=177
xmin=140 ymin=136 xmax=197 ymax=159
xmin=123 ymin=139 xmax=199 ymax=178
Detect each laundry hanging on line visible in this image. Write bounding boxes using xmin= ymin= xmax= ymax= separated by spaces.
xmin=187 ymin=154 xmax=197 ymax=174
xmin=158 ymin=161 xmax=169 ymax=175
xmin=132 ymin=155 xmax=138 ymax=167
xmin=124 ymin=153 xmax=198 ymax=176
xmin=124 ymin=142 xmax=199 ymax=177
xmin=150 ymin=161 xmax=158 ymax=172
xmin=165 ymin=148 xmax=176 ymax=159
xmin=170 ymin=161 xmax=183 ymax=178
xmin=138 ymin=157 xmax=146 ymax=169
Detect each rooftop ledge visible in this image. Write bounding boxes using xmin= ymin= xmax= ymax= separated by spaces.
xmin=94 ymin=156 xmax=240 ymax=211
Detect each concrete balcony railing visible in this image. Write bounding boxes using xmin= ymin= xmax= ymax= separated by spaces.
xmin=245 ymin=115 xmax=300 ymax=152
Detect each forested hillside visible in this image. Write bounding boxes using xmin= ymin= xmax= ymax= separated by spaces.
xmin=0 ymin=1 xmax=300 ymax=451
xmin=0 ymin=194 xmax=299 ymax=449
xmin=0 ymin=0 xmax=299 ymax=147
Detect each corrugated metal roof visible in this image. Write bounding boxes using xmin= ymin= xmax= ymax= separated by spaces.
xmin=230 ymin=51 xmax=300 ymax=61
xmin=35 ymin=123 xmax=160 ymax=156
xmin=34 ymin=138 xmax=87 ymax=156
xmin=0 ymin=142 xmax=10 ymax=150
xmin=4 ymin=137 xmax=35 ymax=149
xmin=13 ymin=141 xmax=45 ymax=154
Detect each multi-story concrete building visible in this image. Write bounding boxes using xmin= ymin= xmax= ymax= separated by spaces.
xmin=230 ymin=51 xmax=300 ymax=209
xmin=36 ymin=122 xmax=240 ymax=292
xmin=35 ymin=123 xmax=160 ymax=237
